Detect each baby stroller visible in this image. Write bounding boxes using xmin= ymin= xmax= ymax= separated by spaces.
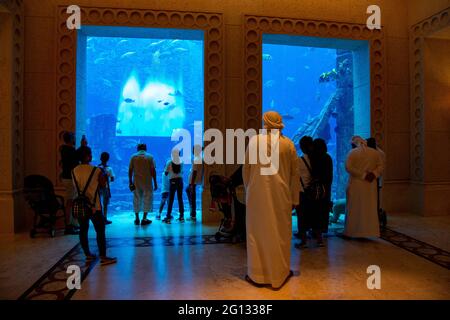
xmin=209 ymin=166 xmax=246 ymax=243
xmin=23 ymin=175 xmax=66 ymax=238
xmin=377 ymin=179 xmax=387 ymax=228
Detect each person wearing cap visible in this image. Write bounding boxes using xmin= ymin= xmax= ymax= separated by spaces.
xmin=242 ymin=111 xmax=300 ymax=290
xmin=343 ymin=136 xmax=384 ymax=238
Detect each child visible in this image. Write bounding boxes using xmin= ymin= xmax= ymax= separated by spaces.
xmin=157 ymin=169 xmax=170 ymax=220
xmin=98 ymin=152 xmax=115 ymax=225
xmin=186 ymin=144 xmax=204 ymax=221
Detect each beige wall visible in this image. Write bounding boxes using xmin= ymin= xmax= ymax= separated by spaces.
xmin=6 ymin=0 xmax=445 ymax=232
xmin=408 ymin=0 xmax=450 ymax=26
xmin=422 ymin=37 xmax=450 ymax=215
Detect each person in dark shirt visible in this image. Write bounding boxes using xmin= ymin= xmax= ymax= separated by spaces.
xmin=76 ymin=135 xmax=90 ymax=163
xmin=59 ymin=131 xmax=80 ymax=235
xmin=311 ymin=138 xmax=333 ymax=246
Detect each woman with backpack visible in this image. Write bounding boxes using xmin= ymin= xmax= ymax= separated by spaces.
xmin=162 ymin=149 xmax=185 ymax=224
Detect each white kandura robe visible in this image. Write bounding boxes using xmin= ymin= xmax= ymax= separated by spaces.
xmin=344 ymin=146 xmax=384 ymax=238
xmin=243 ymin=133 xmax=300 ymax=288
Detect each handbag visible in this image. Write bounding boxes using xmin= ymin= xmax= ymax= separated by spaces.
xmin=300 ymin=156 xmax=327 ymax=201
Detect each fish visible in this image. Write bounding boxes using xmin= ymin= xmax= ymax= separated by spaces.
xmin=264 ymin=80 xmax=275 ymax=88
xmin=286 ymin=77 xmax=295 ymax=82
xmin=164 ymin=102 xmax=170 ymax=106
xmin=262 ymin=53 xmax=272 ymax=61
xmin=304 ymin=65 xmax=310 ymax=70
xmin=270 ymin=100 xmax=275 ymax=108
xmin=281 ymin=114 xmax=294 ymax=120
xmin=157 ymin=100 xmax=163 ymax=103
xmin=174 ymin=47 xmax=188 ymax=53
xmin=116 ymin=129 xmax=122 ymax=134
xmin=124 ymin=98 xmax=135 ymax=103
xmin=185 ymin=107 xmax=195 ymax=113
xmin=102 ymin=79 xmax=112 ymax=87
xmin=149 ymin=39 xmax=165 ymax=47
xmin=117 ymin=39 xmax=129 ymax=46
xmin=94 ymin=57 xmax=106 ymax=64
xmin=120 ymin=51 xmax=136 ymax=59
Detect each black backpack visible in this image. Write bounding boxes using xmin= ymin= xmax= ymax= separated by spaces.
xmin=72 ymin=167 xmax=98 ymax=219
xmin=300 ymin=156 xmax=327 ymax=201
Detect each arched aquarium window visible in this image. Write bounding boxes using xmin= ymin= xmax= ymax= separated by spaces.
xmin=262 ymin=34 xmax=370 ymax=206
xmin=76 ymin=26 xmax=204 ymax=217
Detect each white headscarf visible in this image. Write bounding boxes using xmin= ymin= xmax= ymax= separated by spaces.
xmin=351 ymin=135 xmax=367 ymax=148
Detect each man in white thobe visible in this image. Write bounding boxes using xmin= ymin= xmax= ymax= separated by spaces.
xmin=243 ymin=111 xmax=300 ymax=289
xmin=344 ymin=136 xmax=384 ymax=238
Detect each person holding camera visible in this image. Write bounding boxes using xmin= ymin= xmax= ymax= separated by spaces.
xmin=128 ymin=143 xmax=157 ymax=226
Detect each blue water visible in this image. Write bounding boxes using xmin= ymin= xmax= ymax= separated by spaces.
xmin=79 ymin=35 xmax=204 ymax=214
xmin=262 ymin=43 xmax=351 ymax=201
xmin=79 ymin=32 xmax=362 ymax=212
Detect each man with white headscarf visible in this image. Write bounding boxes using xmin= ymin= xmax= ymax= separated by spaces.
xmin=243 ymin=111 xmax=300 ymax=289
xmin=344 ymin=136 xmax=384 ymax=238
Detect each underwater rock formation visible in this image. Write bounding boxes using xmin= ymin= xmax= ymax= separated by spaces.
xmin=291 ymin=90 xmax=340 ymax=146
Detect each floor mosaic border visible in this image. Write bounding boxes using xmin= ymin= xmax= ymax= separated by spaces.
xmin=18 ymin=228 xmax=449 ymax=300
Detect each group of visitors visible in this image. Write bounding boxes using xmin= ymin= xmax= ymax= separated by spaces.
xmin=59 ymin=132 xmax=204 ymax=266
xmin=128 ymin=144 xmax=204 ymax=225
xmin=243 ymin=111 xmax=385 ymax=290
xmin=59 ymin=110 xmax=385 ymax=280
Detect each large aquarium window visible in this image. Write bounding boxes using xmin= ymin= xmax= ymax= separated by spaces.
xmin=76 ymin=26 xmax=204 ymax=216
xmin=262 ymin=34 xmax=370 ymax=203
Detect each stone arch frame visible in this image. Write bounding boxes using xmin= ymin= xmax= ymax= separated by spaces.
xmin=243 ymin=15 xmax=386 ymax=147
xmin=1 ymin=0 xmax=24 ymax=191
xmin=409 ymin=8 xmax=449 ymax=181
xmin=0 ymin=0 xmax=24 ymax=232
xmin=55 ymin=6 xmax=225 ymax=186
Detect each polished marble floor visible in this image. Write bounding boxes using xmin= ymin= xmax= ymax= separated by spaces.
xmin=1 ymin=212 xmax=449 ymax=300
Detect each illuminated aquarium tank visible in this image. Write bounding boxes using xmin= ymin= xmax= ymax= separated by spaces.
xmin=262 ymin=34 xmax=370 ymax=203
xmin=77 ymin=27 xmax=204 ymax=215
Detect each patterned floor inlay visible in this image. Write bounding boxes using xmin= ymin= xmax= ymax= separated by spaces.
xmin=18 ymin=243 xmax=98 ymax=300
xmin=17 ymin=234 xmax=234 ymax=300
xmin=18 ymin=228 xmax=450 ymax=300
xmin=380 ymin=227 xmax=450 ymax=270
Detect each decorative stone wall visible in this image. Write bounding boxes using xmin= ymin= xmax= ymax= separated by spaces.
xmin=409 ymin=8 xmax=449 ymax=181
xmin=409 ymin=8 xmax=450 ymax=216
xmin=0 ymin=0 xmax=24 ymax=233
xmin=243 ymin=15 xmax=387 ymax=149
xmin=55 ymin=6 xmax=225 ymax=184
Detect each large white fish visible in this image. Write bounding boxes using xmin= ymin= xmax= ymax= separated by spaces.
xmin=117 ymin=39 xmax=129 ymax=46
xmin=94 ymin=57 xmax=106 ymax=64
xmin=120 ymin=52 xmax=136 ymax=59
xmin=149 ymin=39 xmax=165 ymax=47
xmin=174 ymin=47 xmax=188 ymax=53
